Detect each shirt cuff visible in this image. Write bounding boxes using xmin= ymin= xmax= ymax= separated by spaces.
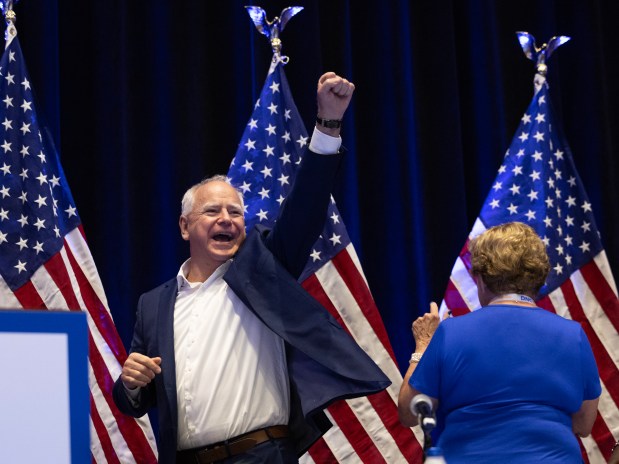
xmin=309 ymin=127 xmax=342 ymax=155
xmin=124 ymin=384 xmax=142 ymax=406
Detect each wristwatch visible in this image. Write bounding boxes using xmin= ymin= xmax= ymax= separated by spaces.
xmin=316 ymin=117 xmax=342 ymax=129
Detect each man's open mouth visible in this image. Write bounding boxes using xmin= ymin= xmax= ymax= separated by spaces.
xmin=213 ymin=233 xmax=233 ymax=242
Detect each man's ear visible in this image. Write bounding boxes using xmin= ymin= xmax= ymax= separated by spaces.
xmin=179 ymin=215 xmax=189 ymax=241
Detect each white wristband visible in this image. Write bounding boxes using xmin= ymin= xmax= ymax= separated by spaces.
xmin=409 ymin=352 xmax=423 ymax=364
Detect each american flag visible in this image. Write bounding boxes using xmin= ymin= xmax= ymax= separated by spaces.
xmin=226 ymin=59 xmax=424 ymax=463
xmin=0 ymin=27 xmax=158 ymax=463
xmin=440 ymin=76 xmax=619 ymax=463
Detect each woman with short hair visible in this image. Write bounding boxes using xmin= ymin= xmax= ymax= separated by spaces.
xmin=398 ymin=221 xmax=601 ymax=463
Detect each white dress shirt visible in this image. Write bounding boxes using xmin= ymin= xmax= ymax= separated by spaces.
xmin=174 ymin=259 xmax=289 ymax=449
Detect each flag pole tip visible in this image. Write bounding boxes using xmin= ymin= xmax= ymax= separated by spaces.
xmin=515 ymin=31 xmax=571 ymax=76
xmin=0 ymin=0 xmax=18 ymax=44
xmin=0 ymin=0 xmax=18 ymax=18
xmin=245 ymin=6 xmax=304 ymax=64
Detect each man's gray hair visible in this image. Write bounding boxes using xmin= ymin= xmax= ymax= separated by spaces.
xmin=180 ymin=175 xmax=244 ymax=216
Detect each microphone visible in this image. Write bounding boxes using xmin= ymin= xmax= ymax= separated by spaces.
xmin=410 ymin=393 xmax=437 ymax=432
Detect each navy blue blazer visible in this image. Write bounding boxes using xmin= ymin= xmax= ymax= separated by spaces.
xmin=113 ymin=150 xmax=391 ymax=464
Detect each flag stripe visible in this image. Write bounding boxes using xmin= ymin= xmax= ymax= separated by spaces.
xmin=595 ymin=384 xmax=619 ymax=458
xmin=595 ymin=252 xmax=619 ymax=295
xmin=578 ymin=437 xmax=592 ymax=464
xmin=303 ymin=274 xmax=407 ymax=462
xmin=330 ymin=248 xmax=397 ymax=361
xmin=580 ymin=260 xmax=619 ymax=332
xmin=581 ymin=412 xmax=614 ymax=460
xmin=346 ymin=394 xmax=421 ymax=464
xmin=327 ymin=400 xmax=387 ymax=463
xmin=365 ymin=391 xmax=423 ymax=461
xmin=443 ymin=277 xmax=472 ymax=316
xmin=72 ymin=225 xmax=111 ymax=308
xmin=302 ymin=273 xmax=346 ymax=326
xmin=345 ymin=395 xmax=401 ymax=461
xmin=597 ymin=383 xmax=619 ymax=441
xmin=570 ymin=272 xmax=619 ymax=376
xmin=88 ymin=333 xmax=157 ymax=463
xmin=307 ymin=437 xmax=340 ymax=463
xmin=320 ymin=409 xmax=361 ymax=462
xmin=12 ymin=278 xmax=46 ymax=309
xmin=90 ymin=394 xmax=121 ymax=464
xmin=534 ymin=278 xmax=619 ymax=460
xmin=543 ymin=277 xmax=618 ymax=458
xmin=63 ymin=235 xmax=127 ymax=362
xmin=559 ymin=278 xmax=619 ymax=405
xmin=304 ymin=262 xmax=423 ymax=461
xmin=458 ymin=241 xmax=472 ymax=265
xmin=443 ymin=251 xmax=479 ymax=315
xmin=536 ymin=295 xmax=556 ymax=313
xmin=546 ymin=288 xmax=568 ymax=318
xmin=88 ymin=360 xmax=145 ymax=464
xmin=44 ymin=251 xmax=81 ymax=310
xmin=36 ymin=237 xmax=157 ymax=458
xmin=308 ymin=439 xmax=336 ymax=463
xmin=89 ymin=418 xmax=107 ymax=464
xmin=31 ymin=257 xmax=72 ymax=310
xmin=313 ymin=252 xmax=403 ymax=383
xmin=89 ymin=361 xmax=134 ymax=464
xmin=570 ymin=268 xmax=619 ymax=372
xmin=310 ymin=254 xmax=401 ymax=384
xmin=298 ymin=451 xmax=317 ymax=464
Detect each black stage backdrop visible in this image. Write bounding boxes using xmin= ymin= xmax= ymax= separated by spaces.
xmin=14 ymin=0 xmax=619 ymax=372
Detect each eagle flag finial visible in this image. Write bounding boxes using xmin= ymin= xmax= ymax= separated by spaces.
xmin=516 ymin=31 xmax=570 ymax=92
xmin=245 ymin=6 xmax=304 ymax=64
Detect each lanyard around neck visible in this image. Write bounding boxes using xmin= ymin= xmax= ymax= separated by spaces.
xmin=489 ymin=293 xmax=535 ymax=306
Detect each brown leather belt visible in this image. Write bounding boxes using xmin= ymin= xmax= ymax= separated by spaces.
xmin=176 ymin=425 xmax=289 ymax=464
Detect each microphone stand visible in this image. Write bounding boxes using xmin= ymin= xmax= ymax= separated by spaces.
xmin=418 ymin=413 xmax=437 ymax=460
xmin=423 ymin=429 xmax=433 ymax=452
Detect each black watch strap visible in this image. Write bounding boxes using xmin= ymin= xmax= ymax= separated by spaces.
xmin=316 ymin=117 xmax=342 ymax=129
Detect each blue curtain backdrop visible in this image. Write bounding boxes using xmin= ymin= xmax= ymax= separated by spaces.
xmin=15 ymin=0 xmax=619 ymax=372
